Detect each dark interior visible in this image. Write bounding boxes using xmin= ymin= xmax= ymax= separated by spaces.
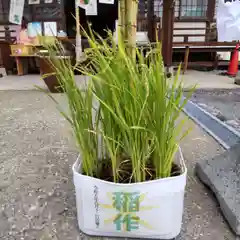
xmin=64 ymin=0 xmax=118 ymax=39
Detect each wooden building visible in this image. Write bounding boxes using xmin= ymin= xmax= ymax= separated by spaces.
xmin=0 ymin=0 xmax=235 ymax=73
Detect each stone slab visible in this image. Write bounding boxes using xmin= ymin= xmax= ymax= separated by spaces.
xmin=196 ymin=142 xmax=240 ymax=235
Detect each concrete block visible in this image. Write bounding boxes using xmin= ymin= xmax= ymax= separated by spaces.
xmin=196 ymin=142 xmax=240 ymax=235
xmin=0 ymin=67 xmax=6 ymax=77
xmin=235 ymin=72 xmax=240 ymax=85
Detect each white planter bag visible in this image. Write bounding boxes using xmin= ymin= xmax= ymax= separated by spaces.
xmin=72 ymin=150 xmax=187 ymax=239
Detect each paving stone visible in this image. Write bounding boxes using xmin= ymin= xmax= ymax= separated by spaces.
xmin=196 ymin=142 xmax=240 ymax=235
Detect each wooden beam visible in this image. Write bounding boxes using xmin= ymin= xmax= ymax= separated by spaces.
xmin=162 ymin=0 xmax=174 ymax=67
xmin=207 ymin=0 xmax=215 ymax=22
xmin=60 ymin=0 xmax=66 ymax=32
xmin=183 ymin=46 xmax=190 ymax=74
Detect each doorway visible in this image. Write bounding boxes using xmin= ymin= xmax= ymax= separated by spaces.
xmin=64 ymin=0 xmax=118 ymax=39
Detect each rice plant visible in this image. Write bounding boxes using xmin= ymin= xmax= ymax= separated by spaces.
xmin=41 ymin=0 xmax=194 ymax=182
xmin=41 ymin=26 xmax=194 ymax=183
xmin=39 ymin=41 xmax=99 ymax=178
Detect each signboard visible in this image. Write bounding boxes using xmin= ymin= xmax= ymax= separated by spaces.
xmin=27 ymin=22 xmax=42 ymax=37
xmin=217 ymin=0 xmax=240 ymax=41
xmin=9 ymin=0 xmax=25 ymax=25
xmin=44 ymin=22 xmax=57 ymax=36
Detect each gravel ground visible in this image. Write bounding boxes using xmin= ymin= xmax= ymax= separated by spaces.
xmin=0 ymin=91 xmax=235 ymax=240
xmin=191 ymin=88 xmax=240 ymax=132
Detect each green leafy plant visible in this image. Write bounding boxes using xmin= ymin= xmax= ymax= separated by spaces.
xmin=41 ymin=29 xmax=194 ymax=183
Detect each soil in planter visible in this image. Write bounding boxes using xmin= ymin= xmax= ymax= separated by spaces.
xmin=83 ymin=157 xmax=181 ymax=183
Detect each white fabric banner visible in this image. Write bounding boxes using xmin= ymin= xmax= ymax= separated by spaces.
xmin=99 ymin=0 xmax=114 ymax=4
xmin=9 ymin=0 xmax=25 ymax=25
xmin=217 ymin=0 xmax=240 ymax=42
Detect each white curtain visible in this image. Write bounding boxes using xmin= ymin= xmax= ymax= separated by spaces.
xmin=217 ymin=0 xmax=240 ymax=41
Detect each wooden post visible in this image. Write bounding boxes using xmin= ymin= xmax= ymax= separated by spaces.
xmin=147 ymin=0 xmax=154 ymax=42
xmin=162 ymin=0 xmax=174 ymax=69
xmin=207 ymin=0 xmax=216 ymax=22
xmin=4 ymin=26 xmax=11 ymax=42
xmin=60 ymin=0 xmax=67 ymax=32
xmin=0 ymin=45 xmax=3 ymax=67
xmin=183 ymin=46 xmax=189 ymax=74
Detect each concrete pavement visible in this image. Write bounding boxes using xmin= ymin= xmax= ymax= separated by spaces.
xmin=0 ymin=91 xmax=234 ymax=239
xmin=0 ymin=70 xmax=239 ymax=91
xmin=0 ymin=70 xmax=238 ymax=239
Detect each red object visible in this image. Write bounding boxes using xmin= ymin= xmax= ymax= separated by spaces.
xmin=227 ymin=43 xmax=239 ymax=77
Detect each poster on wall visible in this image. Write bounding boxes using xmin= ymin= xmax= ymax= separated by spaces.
xmin=44 ymin=0 xmax=53 ymax=3
xmin=44 ymin=22 xmax=57 ymax=36
xmin=85 ymin=0 xmax=98 ymax=16
xmin=99 ymin=0 xmax=114 ymax=4
xmin=27 ymin=22 xmax=42 ymax=37
xmin=28 ymin=0 xmax=40 ymax=4
xmin=217 ymin=0 xmax=240 ymax=41
xmin=9 ymin=0 xmax=25 ymax=25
